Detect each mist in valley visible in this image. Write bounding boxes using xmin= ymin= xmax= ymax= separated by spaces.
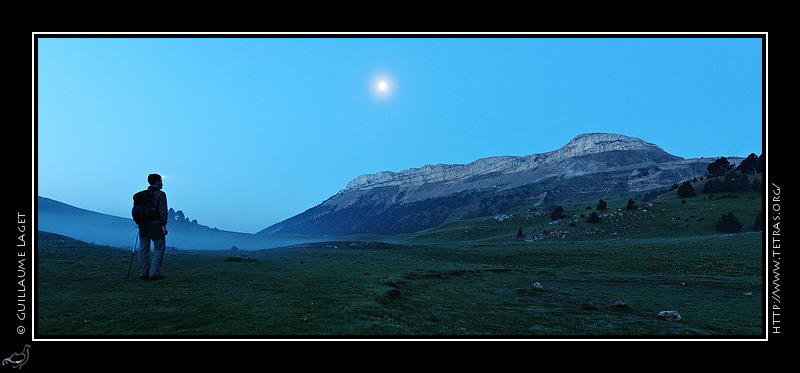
xmin=37 ymin=196 xmax=324 ymax=251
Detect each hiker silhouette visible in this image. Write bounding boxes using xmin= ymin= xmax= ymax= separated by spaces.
xmin=133 ymin=174 xmax=168 ymax=281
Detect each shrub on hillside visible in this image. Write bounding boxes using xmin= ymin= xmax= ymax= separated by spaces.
xmin=551 ymin=206 xmax=566 ymax=221
xmin=716 ymin=212 xmax=742 ymax=233
xmin=752 ymin=210 xmax=764 ymax=231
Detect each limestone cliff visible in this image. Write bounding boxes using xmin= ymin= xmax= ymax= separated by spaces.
xmin=260 ymin=133 xmax=716 ymax=236
xmin=344 ymin=133 xmax=673 ymax=192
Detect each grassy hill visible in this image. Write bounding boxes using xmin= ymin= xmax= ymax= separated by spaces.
xmin=400 ymin=175 xmax=762 ymax=245
xmin=36 ymin=175 xmax=764 ymax=337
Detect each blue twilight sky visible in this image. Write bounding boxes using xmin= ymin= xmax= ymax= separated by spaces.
xmin=36 ymin=35 xmax=764 ymax=233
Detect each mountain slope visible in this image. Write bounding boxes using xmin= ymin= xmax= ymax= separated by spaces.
xmin=260 ymin=133 xmax=724 ymax=237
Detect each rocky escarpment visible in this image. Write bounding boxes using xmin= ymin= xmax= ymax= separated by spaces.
xmin=345 ymin=133 xmax=673 ymax=192
xmin=260 ymin=133 xmax=716 ymax=236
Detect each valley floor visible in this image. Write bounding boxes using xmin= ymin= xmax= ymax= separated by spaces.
xmin=36 ymin=229 xmax=763 ymax=338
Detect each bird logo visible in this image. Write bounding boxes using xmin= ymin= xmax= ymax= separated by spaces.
xmin=2 ymin=344 xmax=29 ymax=369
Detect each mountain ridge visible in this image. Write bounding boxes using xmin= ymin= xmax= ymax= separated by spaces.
xmin=260 ymin=133 xmax=731 ymax=237
xmin=344 ymin=133 xmax=673 ymax=192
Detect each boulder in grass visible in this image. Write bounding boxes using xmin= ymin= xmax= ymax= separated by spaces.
xmin=611 ymin=300 xmax=631 ymax=311
xmin=657 ymin=310 xmax=681 ymax=321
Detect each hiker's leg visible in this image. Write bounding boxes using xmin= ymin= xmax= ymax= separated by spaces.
xmin=138 ymin=236 xmax=152 ymax=278
xmin=150 ymin=238 xmax=166 ymax=277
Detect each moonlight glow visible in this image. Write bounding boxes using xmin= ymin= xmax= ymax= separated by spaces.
xmin=371 ymin=73 xmax=394 ymax=100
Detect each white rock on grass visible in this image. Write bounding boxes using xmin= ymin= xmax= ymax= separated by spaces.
xmin=657 ymin=310 xmax=682 ymax=321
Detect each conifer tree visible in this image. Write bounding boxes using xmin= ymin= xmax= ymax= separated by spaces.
xmin=677 ymin=181 xmax=696 ymax=198
xmin=707 ymin=157 xmax=733 ymax=178
xmin=551 ymin=206 xmax=566 ymax=221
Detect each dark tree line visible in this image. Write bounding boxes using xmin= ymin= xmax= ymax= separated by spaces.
xmin=707 ymin=154 xmax=762 ymax=178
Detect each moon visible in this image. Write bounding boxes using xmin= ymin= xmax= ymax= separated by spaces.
xmin=370 ymin=73 xmax=395 ymax=100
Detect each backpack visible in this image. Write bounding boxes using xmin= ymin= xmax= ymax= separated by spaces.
xmin=132 ymin=189 xmax=157 ymax=225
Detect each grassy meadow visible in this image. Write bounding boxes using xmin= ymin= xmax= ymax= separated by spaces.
xmin=36 ymin=179 xmax=764 ymax=338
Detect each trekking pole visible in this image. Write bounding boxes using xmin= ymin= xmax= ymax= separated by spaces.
xmin=126 ymin=228 xmax=139 ymax=278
